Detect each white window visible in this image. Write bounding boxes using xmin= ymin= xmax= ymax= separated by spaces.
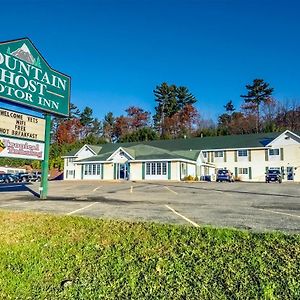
xmin=157 ymin=163 xmax=162 ymax=175
xmin=162 ymin=163 xmax=167 ymax=175
xmin=269 ymin=149 xmax=279 ymax=156
xmin=146 ymin=162 xmax=167 ymax=176
xmin=214 ymin=151 xmax=223 ymax=158
xmin=84 ymin=164 xmax=101 ymax=176
xmin=238 ymin=150 xmax=248 ymax=157
xmin=151 ymin=163 xmax=156 ymax=175
xmin=146 ymin=163 xmax=151 ymax=175
xmin=238 ymin=168 xmax=248 ymax=175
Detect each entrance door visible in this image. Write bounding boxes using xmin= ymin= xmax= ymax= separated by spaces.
xmin=287 ymin=167 xmax=294 ymax=181
xmin=116 ymin=163 xmax=128 ymax=180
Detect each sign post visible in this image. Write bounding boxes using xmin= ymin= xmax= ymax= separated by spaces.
xmin=0 ymin=38 xmax=70 ymax=200
xmin=40 ymin=114 xmax=51 ymax=199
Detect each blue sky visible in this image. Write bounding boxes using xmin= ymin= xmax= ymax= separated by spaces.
xmin=0 ymin=0 xmax=299 ymax=121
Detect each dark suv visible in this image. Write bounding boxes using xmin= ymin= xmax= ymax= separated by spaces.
xmin=265 ymin=169 xmax=282 ymax=183
xmin=216 ymin=169 xmax=234 ymax=182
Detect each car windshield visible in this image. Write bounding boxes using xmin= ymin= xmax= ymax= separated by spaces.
xmin=218 ymin=170 xmax=228 ymax=174
xmin=268 ymin=170 xmax=280 ymax=174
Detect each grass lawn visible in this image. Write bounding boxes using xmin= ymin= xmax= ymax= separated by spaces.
xmin=0 ymin=211 xmax=299 ymax=299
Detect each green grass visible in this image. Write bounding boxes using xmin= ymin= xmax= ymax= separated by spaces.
xmin=0 ymin=211 xmax=299 ymax=299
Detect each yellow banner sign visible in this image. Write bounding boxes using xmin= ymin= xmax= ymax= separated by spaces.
xmin=0 ymin=108 xmax=45 ymax=141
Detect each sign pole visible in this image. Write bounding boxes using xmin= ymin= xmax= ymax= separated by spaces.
xmin=40 ymin=114 xmax=51 ymax=199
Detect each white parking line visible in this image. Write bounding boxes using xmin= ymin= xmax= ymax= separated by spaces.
xmin=92 ymin=186 xmax=102 ymax=192
xmin=67 ymin=202 xmax=97 ymax=215
xmin=164 ymin=186 xmax=178 ymax=195
xmin=257 ymin=208 xmax=300 ymax=219
xmin=165 ymin=205 xmax=199 ymax=227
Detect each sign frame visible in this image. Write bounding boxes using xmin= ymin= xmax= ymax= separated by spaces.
xmin=0 ymin=37 xmax=71 ymax=199
xmin=0 ymin=37 xmax=71 ymax=117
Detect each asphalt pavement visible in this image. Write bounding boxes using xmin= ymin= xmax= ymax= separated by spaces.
xmin=0 ymin=180 xmax=299 ymax=233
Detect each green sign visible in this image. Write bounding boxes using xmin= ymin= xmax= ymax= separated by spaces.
xmin=0 ymin=38 xmax=70 ymax=116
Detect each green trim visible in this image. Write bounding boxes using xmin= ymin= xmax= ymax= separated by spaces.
xmin=265 ymin=149 xmax=269 ymax=161
xmin=142 ymin=162 xmax=145 ymax=180
xmin=101 ymin=164 xmax=104 ymax=180
xmin=280 ymin=148 xmax=284 ymax=160
xmin=168 ymin=161 xmax=171 ymax=180
xmin=248 ymin=150 xmax=251 ymax=162
xmin=234 ymin=151 xmax=237 ymax=162
xmin=234 ymin=167 xmax=238 ymax=178
xmin=248 ymin=167 xmax=252 ymax=180
xmin=40 ymin=114 xmax=51 ymax=199
xmin=224 ymin=151 xmax=227 ymax=162
xmin=113 ymin=164 xmax=117 ymax=180
xmin=127 ymin=163 xmax=131 ymax=180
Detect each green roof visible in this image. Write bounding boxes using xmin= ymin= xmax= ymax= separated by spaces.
xmin=172 ymin=150 xmax=201 ymax=160
xmin=64 ymin=131 xmax=286 ymax=160
xmin=76 ymin=151 xmax=114 ymax=163
xmin=87 ymin=144 xmax=103 ymax=154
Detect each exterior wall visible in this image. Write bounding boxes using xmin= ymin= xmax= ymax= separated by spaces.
xmin=205 ymin=143 xmax=300 ymax=182
xmin=103 ymin=163 xmax=114 ymax=180
xmin=171 ymin=161 xmax=180 ymax=181
xmin=130 ymin=162 xmax=142 ymax=180
xmin=64 ymin=157 xmax=77 ymax=180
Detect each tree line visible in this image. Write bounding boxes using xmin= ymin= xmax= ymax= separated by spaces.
xmin=1 ymin=78 xmax=299 ymax=170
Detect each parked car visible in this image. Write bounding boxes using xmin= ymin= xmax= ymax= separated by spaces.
xmin=265 ymin=169 xmax=282 ymax=183
xmin=216 ymin=169 xmax=234 ymax=182
xmin=15 ymin=172 xmax=32 ymax=183
xmin=31 ymin=172 xmax=42 ymax=182
xmin=0 ymin=173 xmax=19 ymax=184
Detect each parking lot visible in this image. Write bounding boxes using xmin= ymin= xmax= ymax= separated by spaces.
xmin=0 ymin=180 xmax=299 ymax=233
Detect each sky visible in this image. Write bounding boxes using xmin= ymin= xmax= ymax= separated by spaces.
xmin=0 ymin=0 xmax=299 ymax=122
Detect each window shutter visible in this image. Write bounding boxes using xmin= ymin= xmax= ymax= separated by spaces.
xmin=280 ymin=148 xmax=284 ymax=161
xmin=248 ymin=167 xmax=252 ymax=179
xmin=224 ymin=151 xmax=227 ymax=162
xmin=265 ymin=149 xmax=269 ymax=161
xmin=127 ymin=163 xmax=130 ymax=180
xmin=114 ymin=164 xmax=117 ymax=180
xmin=211 ymin=152 xmax=214 ymax=163
xmin=101 ymin=164 xmax=104 ymax=180
xmin=234 ymin=167 xmax=238 ymax=178
xmin=168 ymin=161 xmax=171 ymax=180
xmin=248 ymin=150 xmax=251 ymax=162
xmin=265 ymin=166 xmax=269 ymax=173
xmin=234 ymin=151 xmax=237 ymax=162
xmin=142 ymin=162 xmax=145 ymax=180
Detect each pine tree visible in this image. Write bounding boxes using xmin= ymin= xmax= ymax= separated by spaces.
xmin=241 ymin=79 xmax=274 ymax=133
xmin=176 ymin=86 xmax=196 ymax=110
xmin=35 ymin=57 xmax=41 ymax=68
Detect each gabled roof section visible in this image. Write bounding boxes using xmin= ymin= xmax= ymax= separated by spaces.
xmin=265 ymin=130 xmax=300 ymax=146
xmin=107 ymin=147 xmax=135 ymax=161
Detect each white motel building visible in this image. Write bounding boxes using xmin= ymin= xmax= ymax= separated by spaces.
xmin=63 ymin=130 xmax=300 ymax=182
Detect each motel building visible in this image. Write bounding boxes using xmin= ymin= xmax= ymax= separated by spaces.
xmin=62 ymin=130 xmax=300 ymax=183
